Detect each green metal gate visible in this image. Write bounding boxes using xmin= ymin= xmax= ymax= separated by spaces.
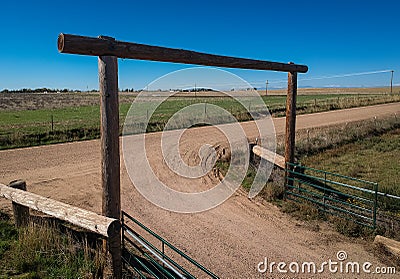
xmin=121 ymin=211 xmax=219 ymax=279
xmin=285 ymin=162 xmax=378 ymax=228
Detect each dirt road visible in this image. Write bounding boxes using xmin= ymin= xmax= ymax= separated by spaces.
xmin=1 ymin=102 xmax=399 ymax=278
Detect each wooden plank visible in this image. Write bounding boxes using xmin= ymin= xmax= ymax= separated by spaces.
xmin=0 ymin=183 xmax=120 ymax=237
xmin=252 ymin=146 xmax=285 ymax=169
xmin=99 ymin=54 xmax=122 ymax=279
xmin=58 ymin=33 xmax=308 ymax=73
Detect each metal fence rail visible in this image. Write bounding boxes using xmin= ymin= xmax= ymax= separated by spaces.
xmin=121 ymin=211 xmax=219 ymax=279
xmin=285 ymin=162 xmax=379 ymax=228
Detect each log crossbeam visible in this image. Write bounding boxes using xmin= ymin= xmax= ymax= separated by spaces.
xmin=58 ymin=33 xmax=308 ymax=73
xmin=0 ymin=183 xmax=120 ymax=238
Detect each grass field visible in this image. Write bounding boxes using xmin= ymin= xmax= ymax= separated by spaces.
xmin=0 ymin=91 xmax=399 ymax=149
xmin=297 ymin=124 xmax=400 ymax=238
xmin=301 ymin=128 xmax=400 ymax=197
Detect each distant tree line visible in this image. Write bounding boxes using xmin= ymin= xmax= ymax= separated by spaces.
xmin=1 ymin=87 xmax=224 ymax=93
xmin=0 ymin=88 xmax=83 ymax=93
xmin=181 ymin=87 xmax=216 ymax=92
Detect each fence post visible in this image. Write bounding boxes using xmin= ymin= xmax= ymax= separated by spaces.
xmin=98 ymin=40 xmax=122 ymax=279
xmin=9 ymin=180 xmax=29 ymax=227
xmin=51 ymin=114 xmax=54 ymax=132
xmin=285 ymin=67 xmax=298 ymax=188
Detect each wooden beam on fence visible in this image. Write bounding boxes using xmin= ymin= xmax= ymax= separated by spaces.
xmin=98 ymin=48 xmax=122 ymax=279
xmin=9 ymin=180 xmax=29 ymax=227
xmin=285 ymin=69 xmax=298 ymax=186
xmin=0 ymin=183 xmax=120 ymax=237
xmin=58 ymin=33 xmax=308 ymax=73
xmin=252 ymin=146 xmax=285 ymax=169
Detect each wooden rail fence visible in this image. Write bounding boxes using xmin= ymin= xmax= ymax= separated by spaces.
xmin=0 ymin=182 xmax=120 ymax=238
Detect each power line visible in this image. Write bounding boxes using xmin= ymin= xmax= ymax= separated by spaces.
xmin=262 ymin=69 xmax=394 ymax=85
xmin=298 ymin=69 xmax=393 ymax=82
xmin=142 ymin=69 xmax=395 ymax=90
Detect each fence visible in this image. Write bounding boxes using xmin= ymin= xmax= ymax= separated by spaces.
xmin=0 ymin=180 xmax=120 ymax=274
xmin=0 ymin=181 xmax=120 ymax=236
xmin=285 ymin=162 xmax=379 ymax=228
xmin=122 ymin=211 xmax=219 ymax=279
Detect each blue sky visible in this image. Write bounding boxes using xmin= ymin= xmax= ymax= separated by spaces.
xmin=1 ymin=0 xmax=399 ymax=90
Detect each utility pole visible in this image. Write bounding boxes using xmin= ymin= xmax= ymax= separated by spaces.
xmin=390 ymin=70 xmax=394 ymax=94
xmin=194 ymin=83 xmax=197 ymax=98
xmin=265 ymin=80 xmax=269 ymax=96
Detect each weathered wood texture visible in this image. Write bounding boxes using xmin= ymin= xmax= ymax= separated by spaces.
xmin=252 ymin=146 xmax=285 ymax=169
xmin=285 ymin=70 xmax=298 ymax=167
xmin=58 ymin=33 xmax=308 ymax=73
xmin=0 ymin=183 xmax=120 ymax=237
xmin=9 ymin=180 xmax=29 ymax=227
xmin=99 ymin=55 xmax=120 ymax=220
xmin=99 ymin=54 xmax=122 ymax=279
xmin=284 ymin=70 xmax=298 ymax=189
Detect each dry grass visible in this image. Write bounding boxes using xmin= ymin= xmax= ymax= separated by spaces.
xmin=0 ymin=217 xmax=105 ymax=278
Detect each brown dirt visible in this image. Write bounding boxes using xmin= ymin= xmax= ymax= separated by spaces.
xmin=1 ymin=102 xmax=399 ymax=278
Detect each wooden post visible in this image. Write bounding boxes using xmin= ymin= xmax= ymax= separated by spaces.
xmin=51 ymin=115 xmax=54 ymax=132
xmin=9 ymin=180 xmax=29 ymax=227
xmin=285 ymin=67 xmax=298 ymax=187
xmin=390 ymin=70 xmax=394 ymax=94
xmin=98 ymin=41 xmax=121 ymax=278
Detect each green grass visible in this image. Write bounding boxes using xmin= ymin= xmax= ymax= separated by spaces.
xmin=0 ymin=106 xmax=100 ymax=135
xmin=300 ymin=129 xmax=400 ymax=197
xmin=0 ymin=93 xmax=399 ymax=149
xmin=0 ymin=215 xmax=104 ymax=279
xmin=0 ymin=217 xmax=18 ymax=260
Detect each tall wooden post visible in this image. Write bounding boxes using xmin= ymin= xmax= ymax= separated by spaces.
xmin=99 ymin=47 xmax=121 ymax=278
xmin=285 ymin=68 xmax=298 ymax=187
xmin=9 ymin=180 xmax=29 ymax=227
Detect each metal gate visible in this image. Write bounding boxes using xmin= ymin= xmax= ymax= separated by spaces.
xmin=121 ymin=211 xmax=219 ymax=279
xmin=285 ymin=162 xmax=378 ymax=228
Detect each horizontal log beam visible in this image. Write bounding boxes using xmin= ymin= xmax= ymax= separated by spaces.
xmin=0 ymin=183 xmax=119 ymax=237
xmin=58 ymin=33 xmax=308 ymax=73
xmin=374 ymin=235 xmax=400 ymax=258
xmin=252 ymin=145 xmax=285 ymax=169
